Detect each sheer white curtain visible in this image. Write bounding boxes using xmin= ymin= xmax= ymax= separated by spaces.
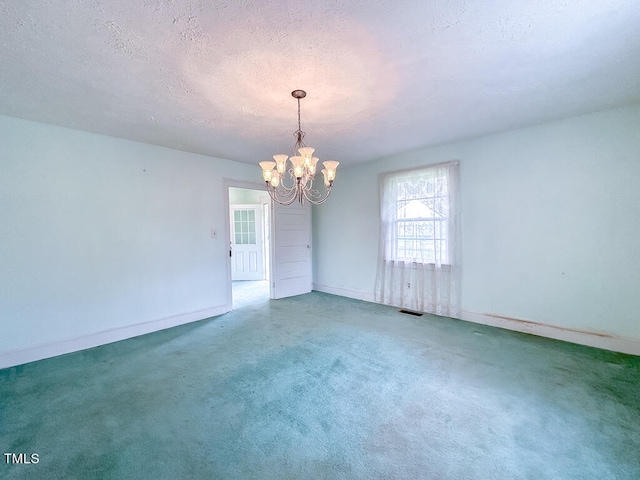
xmin=374 ymin=161 xmax=461 ymax=317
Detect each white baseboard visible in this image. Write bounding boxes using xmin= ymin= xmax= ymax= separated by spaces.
xmin=0 ymin=304 xmax=230 ymax=370
xmin=312 ymin=283 xmax=375 ymax=303
xmin=461 ymin=310 xmax=640 ymax=356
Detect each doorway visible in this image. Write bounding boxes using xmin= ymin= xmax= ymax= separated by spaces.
xmin=228 ymin=186 xmax=270 ymax=308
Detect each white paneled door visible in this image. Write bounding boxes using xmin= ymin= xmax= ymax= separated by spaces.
xmin=271 ymin=200 xmax=312 ymax=299
xmin=230 ymin=205 xmax=264 ymax=281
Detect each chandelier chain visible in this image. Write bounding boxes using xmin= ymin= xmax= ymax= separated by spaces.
xmin=293 ymin=97 xmax=306 ymax=149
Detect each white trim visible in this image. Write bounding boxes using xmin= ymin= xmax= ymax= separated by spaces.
xmin=312 ymin=283 xmax=376 ymax=303
xmin=461 ymin=310 xmax=640 ymax=356
xmin=223 ymin=179 xmax=271 ymax=305
xmin=0 ymin=305 xmax=229 ymax=370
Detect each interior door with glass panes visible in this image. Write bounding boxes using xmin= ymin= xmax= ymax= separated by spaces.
xmin=230 ymin=205 xmax=264 ymax=280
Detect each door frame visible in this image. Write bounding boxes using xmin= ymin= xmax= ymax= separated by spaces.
xmin=223 ymin=179 xmax=272 ymax=309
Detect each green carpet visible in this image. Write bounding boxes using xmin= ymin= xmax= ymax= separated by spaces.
xmin=1 ymin=292 xmax=639 ymax=479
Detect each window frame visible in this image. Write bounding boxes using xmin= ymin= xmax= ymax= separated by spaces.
xmin=380 ymin=163 xmax=455 ymax=266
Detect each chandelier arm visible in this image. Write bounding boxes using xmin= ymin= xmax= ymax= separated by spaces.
xmin=266 ymin=185 xmax=299 ymax=206
xmin=303 ymin=186 xmax=323 ymax=200
xmin=272 ymin=183 xmax=297 ymax=202
xmin=302 ymin=184 xmax=333 ymax=205
xmin=274 ymin=180 xmax=296 ymax=194
xmin=275 ymin=168 xmax=301 ymax=193
xmin=267 ymin=177 xmax=312 ymax=206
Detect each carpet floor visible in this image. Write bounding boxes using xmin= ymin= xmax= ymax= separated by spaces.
xmin=232 ymin=280 xmax=269 ymax=308
xmin=1 ymin=292 xmax=639 ymax=479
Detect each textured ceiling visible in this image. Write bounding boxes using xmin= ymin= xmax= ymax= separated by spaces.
xmin=1 ymin=0 xmax=639 ymax=167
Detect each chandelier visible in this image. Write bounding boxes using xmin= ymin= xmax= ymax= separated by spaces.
xmin=259 ymin=90 xmax=339 ymax=205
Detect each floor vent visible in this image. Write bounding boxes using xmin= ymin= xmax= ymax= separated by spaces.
xmin=399 ymin=309 xmax=423 ymax=317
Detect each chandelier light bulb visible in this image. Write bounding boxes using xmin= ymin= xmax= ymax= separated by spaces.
xmin=259 ymin=161 xmax=276 ymax=182
xmin=270 ymin=171 xmax=280 ymax=188
xmin=309 ymin=157 xmax=319 ymax=175
xmin=321 ymin=168 xmax=330 ymax=187
xmin=289 ymin=156 xmax=305 ymax=179
xmin=323 ymin=161 xmax=339 ymax=182
xmin=273 ymin=154 xmax=288 ymax=174
xmin=298 ymin=147 xmax=315 ymax=167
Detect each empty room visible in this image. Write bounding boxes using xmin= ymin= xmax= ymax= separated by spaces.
xmin=1 ymin=1 xmax=639 ymax=479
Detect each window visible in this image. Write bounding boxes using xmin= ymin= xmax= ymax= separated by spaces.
xmin=393 ymin=169 xmax=450 ymax=264
xmin=375 ymin=161 xmax=461 ymax=316
xmin=381 ymin=163 xmax=456 ymax=265
xmin=233 ymin=209 xmax=257 ymax=245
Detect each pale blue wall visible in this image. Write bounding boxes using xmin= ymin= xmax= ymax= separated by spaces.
xmin=3 ymin=104 xmax=639 ymax=359
xmin=313 ymin=104 xmax=640 ymax=340
xmin=0 ymin=115 xmax=256 ymax=355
